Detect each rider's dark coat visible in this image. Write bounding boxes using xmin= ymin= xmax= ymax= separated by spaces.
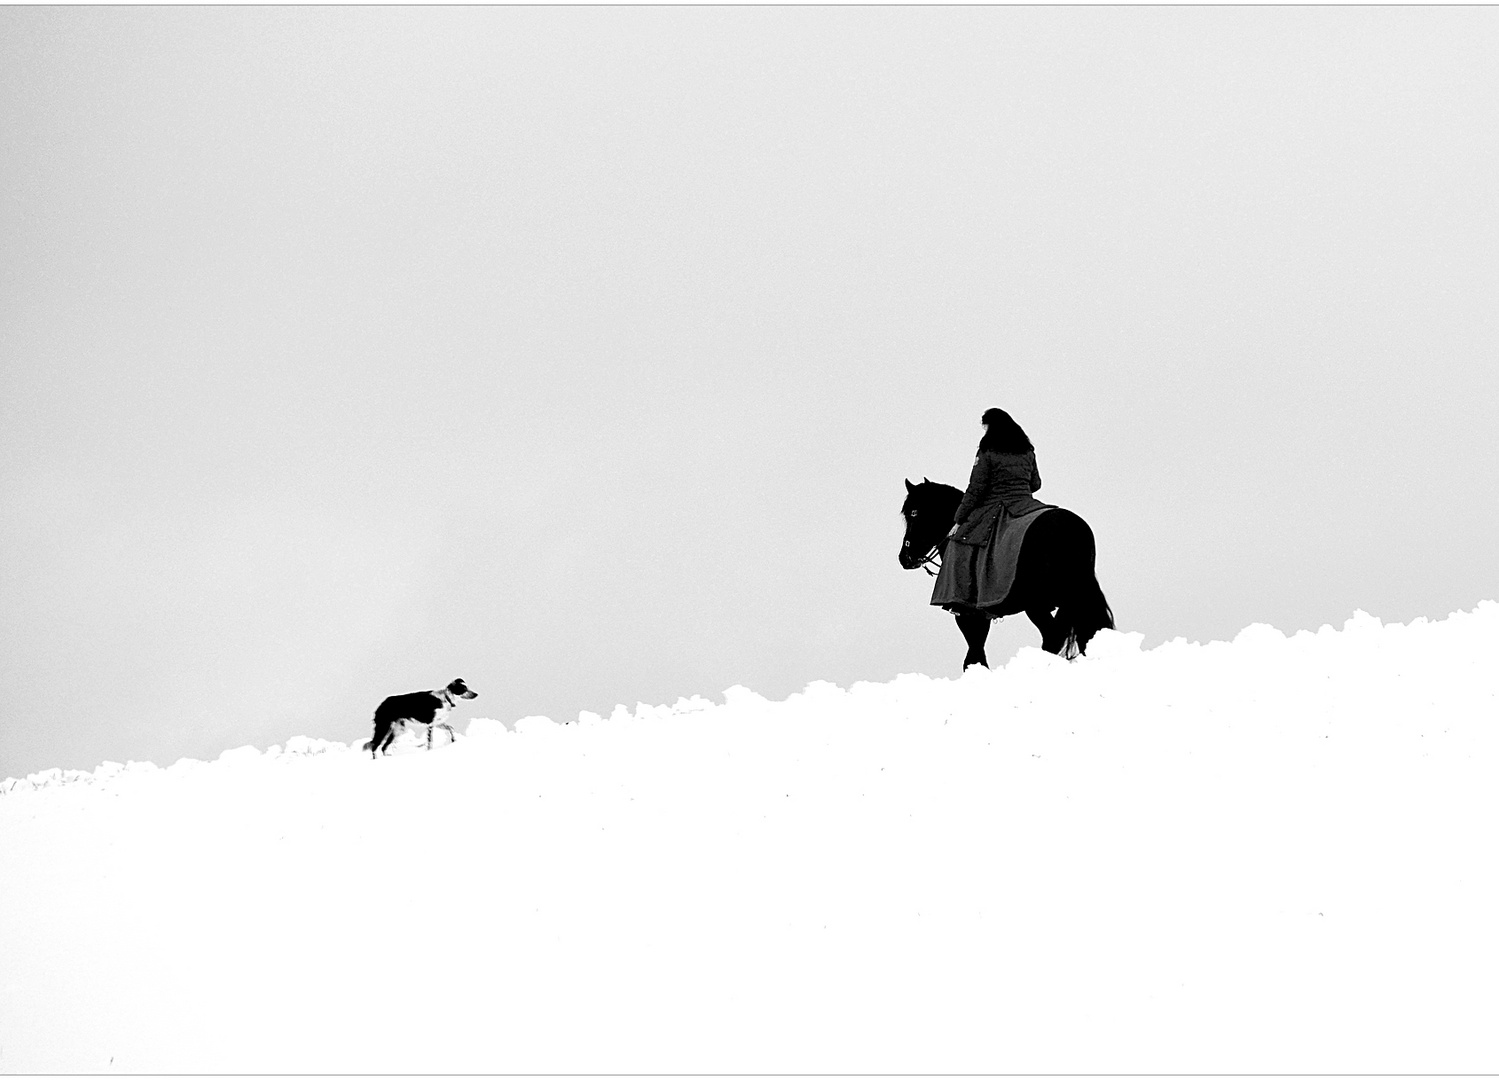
xmin=950 ymin=450 xmax=1046 ymax=546
xmin=930 ymin=448 xmax=1053 ymax=614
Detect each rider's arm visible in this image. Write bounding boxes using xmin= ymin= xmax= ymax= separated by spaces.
xmin=952 ymin=453 xmax=992 ymax=527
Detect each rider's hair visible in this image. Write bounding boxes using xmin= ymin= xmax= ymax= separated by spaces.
xmin=979 ymin=407 xmax=1033 ymax=454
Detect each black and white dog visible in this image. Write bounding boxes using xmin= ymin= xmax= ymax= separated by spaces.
xmin=366 ymin=678 xmax=478 ymax=757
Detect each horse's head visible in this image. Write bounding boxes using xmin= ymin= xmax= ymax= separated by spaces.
xmin=899 ymin=478 xmax=961 ymax=570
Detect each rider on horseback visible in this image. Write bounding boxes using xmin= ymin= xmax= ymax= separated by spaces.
xmin=930 ymin=407 xmax=1053 ymax=618
xmin=944 ymin=407 xmax=1047 ymax=549
xmin=899 ymin=408 xmax=1113 ymax=666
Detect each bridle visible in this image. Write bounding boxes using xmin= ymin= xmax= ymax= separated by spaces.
xmin=903 ymin=482 xmax=954 ymax=576
xmin=903 ymin=511 xmax=946 ymax=575
xmin=917 ymin=544 xmax=943 ymax=576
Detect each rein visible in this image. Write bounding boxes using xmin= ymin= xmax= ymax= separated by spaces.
xmin=918 ymin=541 xmax=944 ymax=576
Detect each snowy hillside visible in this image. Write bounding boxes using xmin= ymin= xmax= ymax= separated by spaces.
xmin=3 ymin=605 xmax=1497 ymax=1073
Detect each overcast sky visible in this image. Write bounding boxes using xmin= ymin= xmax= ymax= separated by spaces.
xmin=3 ymin=6 xmax=1496 ymax=778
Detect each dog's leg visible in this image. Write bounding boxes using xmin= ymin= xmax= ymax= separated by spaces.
xmin=374 ymin=720 xmax=397 ymax=757
xmin=427 ymin=723 xmax=433 ymax=751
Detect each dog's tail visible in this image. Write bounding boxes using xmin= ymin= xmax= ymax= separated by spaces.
xmin=367 ymin=712 xmax=392 ymax=758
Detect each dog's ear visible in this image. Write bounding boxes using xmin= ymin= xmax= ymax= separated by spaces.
xmin=905 ymin=478 xmax=915 ymax=492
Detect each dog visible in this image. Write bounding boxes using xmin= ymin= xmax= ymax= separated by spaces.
xmin=366 ymin=678 xmax=478 ymax=757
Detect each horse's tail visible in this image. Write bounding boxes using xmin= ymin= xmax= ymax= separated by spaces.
xmin=1057 ymin=572 xmax=1114 ymax=659
xmin=1053 ymin=517 xmax=1114 ymax=659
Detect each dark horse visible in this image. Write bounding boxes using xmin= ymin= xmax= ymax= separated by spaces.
xmin=899 ymin=479 xmax=1114 ymax=668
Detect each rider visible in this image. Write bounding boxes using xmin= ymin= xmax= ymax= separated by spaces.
xmin=945 ymin=407 xmax=1046 ymax=547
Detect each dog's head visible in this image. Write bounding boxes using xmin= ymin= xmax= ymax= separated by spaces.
xmin=446 ymin=678 xmax=478 ymax=700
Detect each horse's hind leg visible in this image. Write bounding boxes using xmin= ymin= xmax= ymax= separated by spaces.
xmin=1027 ymin=606 xmax=1068 ymax=655
xmin=954 ymin=611 xmax=991 ymax=669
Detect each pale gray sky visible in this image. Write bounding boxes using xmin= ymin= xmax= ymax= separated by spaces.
xmin=3 ymin=6 xmax=1496 ymax=778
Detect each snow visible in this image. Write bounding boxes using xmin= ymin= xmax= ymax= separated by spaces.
xmin=2 ymin=604 xmax=1497 ymax=1073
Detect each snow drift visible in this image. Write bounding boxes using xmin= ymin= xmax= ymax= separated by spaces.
xmin=3 ymin=605 xmax=1497 ymax=1073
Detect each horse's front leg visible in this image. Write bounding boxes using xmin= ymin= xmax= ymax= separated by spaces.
xmin=954 ymin=611 xmax=991 ymax=669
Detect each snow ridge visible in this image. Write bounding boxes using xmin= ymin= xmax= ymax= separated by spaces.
xmin=2 ymin=603 xmax=1496 ymax=1073
xmin=5 ymin=602 xmax=1496 ymax=794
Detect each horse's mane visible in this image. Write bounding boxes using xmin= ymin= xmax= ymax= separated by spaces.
xmin=902 ymin=479 xmax=964 ymax=515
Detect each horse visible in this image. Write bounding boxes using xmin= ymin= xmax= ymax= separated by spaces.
xmin=898 ymin=478 xmax=1115 ymax=669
